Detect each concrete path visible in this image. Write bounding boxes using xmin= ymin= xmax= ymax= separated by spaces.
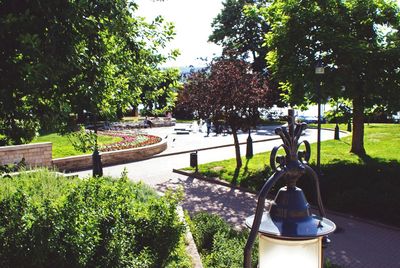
xmin=72 ymin=124 xmax=400 ymax=268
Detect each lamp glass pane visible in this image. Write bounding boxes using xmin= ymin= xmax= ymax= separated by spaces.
xmin=259 ymin=235 xmax=322 ymax=268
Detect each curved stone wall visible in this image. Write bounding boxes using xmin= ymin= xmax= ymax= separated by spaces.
xmin=0 ymin=142 xmax=52 ymax=167
xmin=52 ymin=138 xmax=167 ymax=172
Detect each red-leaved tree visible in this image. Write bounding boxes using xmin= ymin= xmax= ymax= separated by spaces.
xmin=178 ymin=58 xmax=275 ymax=169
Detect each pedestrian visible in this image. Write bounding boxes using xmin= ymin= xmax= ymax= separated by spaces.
xmin=145 ymin=116 xmax=153 ymax=128
xmin=206 ymin=118 xmax=211 ymax=137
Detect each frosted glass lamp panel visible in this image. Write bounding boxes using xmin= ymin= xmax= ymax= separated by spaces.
xmin=259 ymin=235 xmax=322 ymax=268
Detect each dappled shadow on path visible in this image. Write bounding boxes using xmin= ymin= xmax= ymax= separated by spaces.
xmin=156 ymin=176 xmax=259 ymax=228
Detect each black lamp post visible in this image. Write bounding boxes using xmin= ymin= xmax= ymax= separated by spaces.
xmin=334 ymin=101 xmax=340 ymax=140
xmin=246 ymin=129 xmax=253 ymax=158
xmin=315 ymin=60 xmax=324 ymax=174
xmin=92 ymin=114 xmax=103 ymax=177
xmin=243 ymin=109 xmax=335 ymax=268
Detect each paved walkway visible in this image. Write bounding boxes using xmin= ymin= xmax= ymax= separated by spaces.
xmin=72 ymin=124 xmax=400 ymax=268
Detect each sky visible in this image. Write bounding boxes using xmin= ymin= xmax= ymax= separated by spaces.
xmin=135 ymin=0 xmax=223 ymax=68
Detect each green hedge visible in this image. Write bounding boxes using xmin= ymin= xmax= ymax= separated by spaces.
xmin=188 ymin=212 xmax=258 ymax=268
xmin=0 ymin=170 xmax=190 ymax=268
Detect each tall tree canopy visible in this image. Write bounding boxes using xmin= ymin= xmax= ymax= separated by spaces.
xmin=178 ymin=57 xmax=275 ymax=169
xmin=209 ymin=0 xmax=270 ymax=73
xmin=0 ymin=0 xmax=178 ymax=144
xmin=261 ymin=0 xmax=400 ymax=155
xmin=139 ymin=67 xmax=181 ymax=116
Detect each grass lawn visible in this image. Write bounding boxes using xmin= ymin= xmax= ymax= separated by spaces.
xmin=32 ymin=133 xmax=122 ymax=158
xmin=190 ymin=123 xmax=400 ymax=227
xmin=121 ymin=116 xmax=139 ymax=122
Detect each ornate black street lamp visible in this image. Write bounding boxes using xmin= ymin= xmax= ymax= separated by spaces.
xmin=243 ymin=109 xmax=335 ymax=268
xmin=315 ymin=60 xmax=324 ymax=174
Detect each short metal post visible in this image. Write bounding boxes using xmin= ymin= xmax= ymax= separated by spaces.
xmin=190 ymin=151 xmax=198 ymax=173
xmin=334 ymin=123 xmax=340 ymax=140
xmin=347 ymin=119 xmax=352 ymax=132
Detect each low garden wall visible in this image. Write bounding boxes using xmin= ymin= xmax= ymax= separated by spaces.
xmin=0 ymin=142 xmax=52 ymax=167
xmin=52 ymin=138 xmax=167 ymax=172
xmin=0 ymin=138 xmax=167 ymax=172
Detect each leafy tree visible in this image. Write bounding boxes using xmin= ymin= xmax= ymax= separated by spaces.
xmin=139 ymin=67 xmax=182 ymax=116
xmin=324 ymin=98 xmax=352 ymax=124
xmin=261 ymin=0 xmax=400 ymax=155
xmin=209 ymin=0 xmax=270 ymax=73
xmin=0 ymin=0 xmax=76 ymax=144
xmin=0 ymin=0 xmax=178 ymax=144
xmin=67 ymin=3 xmax=177 ymax=123
xmin=178 ymin=57 xmax=274 ymax=169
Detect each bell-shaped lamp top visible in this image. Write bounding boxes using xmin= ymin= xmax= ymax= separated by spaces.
xmin=246 ymin=186 xmax=335 ymax=239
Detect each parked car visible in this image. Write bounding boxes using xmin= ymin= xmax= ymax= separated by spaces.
xmin=297 ymin=115 xmax=325 ymax=124
xmin=393 ymin=114 xmax=400 ymax=123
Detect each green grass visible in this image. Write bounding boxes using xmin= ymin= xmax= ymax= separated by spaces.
xmin=190 ymin=124 xmax=400 ymax=227
xmin=176 ymin=119 xmax=195 ymax=123
xmin=122 ymin=116 xmax=139 ymax=122
xmin=32 ymin=133 xmax=122 ymax=158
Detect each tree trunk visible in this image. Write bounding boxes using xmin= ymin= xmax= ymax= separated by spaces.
xmin=350 ymin=94 xmax=366 ymax=156
xmin=232 ymin=129 xmax=242 ymax=169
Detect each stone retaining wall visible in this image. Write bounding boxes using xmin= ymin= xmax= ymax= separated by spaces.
xmin=0 ymin=143 xmax=52 ymax=167
xmin=52 ymin=139 xmax=167 ymax=172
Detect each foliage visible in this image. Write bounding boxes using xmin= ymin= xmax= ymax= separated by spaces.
xmin=140 ymin=68 xmax=182 ymax=116
xmin=178 ymin=57 xmax=275 ymax=168
xmin=0 ymin=0 xmax=178 ymax=144
xmin=364 ymin=104 xmax=393 ymax=123
xmin=0 ymin=0 xmax=75 ymax=144
xmin=191 ymin=124 xmax=400 ymax=227
xmin=209 ymin=0 xmax=269 ymax=73
xmin=260 ymin=0 xmax=400 ymax=155
xmin=189 ymin=212 xmax=258 ymax=268
xmin=67 ymin=125 xmax=98 ymax=154
xmin=0 ymin=159 xmax=26 ymax=176
xmin=0 ymin=170 xmax=187 ymax=267
xmin=324 ymin=98 xmax=352 ymax=124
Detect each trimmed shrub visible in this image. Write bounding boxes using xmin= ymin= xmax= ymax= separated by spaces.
xmin=190 ymin=212 xmax=231 ymax=253
xmin=0 ymin=170 xmax=187 ymax=268
xmin=189 ymin=212 xmax=257 ymax=268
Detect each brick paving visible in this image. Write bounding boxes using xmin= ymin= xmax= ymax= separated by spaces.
xmin=73 ymin=123 xmax=400 ymax=267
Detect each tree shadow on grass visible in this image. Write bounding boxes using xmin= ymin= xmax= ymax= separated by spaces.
xmin=299 ymin=157 xmax=400 ymax=227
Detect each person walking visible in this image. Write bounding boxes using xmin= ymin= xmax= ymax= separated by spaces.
xmin=206 ymin=118 xmax=211 ymax=137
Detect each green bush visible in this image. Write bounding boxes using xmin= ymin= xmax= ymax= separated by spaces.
xmin=189 ymin=212 xmax=257 ymax=268
xmin=190 ymin=212 xmax=231 ymax=253
xmin=202 ymin=231 xmax=251 ymax=268
xmin=0 ymin=170 xmax=187 ymax=268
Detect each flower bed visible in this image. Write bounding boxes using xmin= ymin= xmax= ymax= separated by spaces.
xmin=98 ymin=131 xmax=162 ymax=152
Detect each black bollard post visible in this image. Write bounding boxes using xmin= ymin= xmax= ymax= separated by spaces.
xmin=347 ymin=120 xmax=352 ymax=132
xmin=334 ymin=123 xmax=340 ymax=140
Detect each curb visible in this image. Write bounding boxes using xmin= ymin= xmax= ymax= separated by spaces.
xmin=172 ymin=169 xmax=258 ymax=194
xmin=152 ymin=136 xmax=281 ymax=159
xmin=176 ymin=206 xmax=203 ymax=268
